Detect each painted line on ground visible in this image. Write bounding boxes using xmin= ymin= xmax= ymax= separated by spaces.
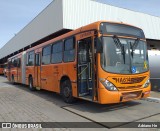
xmin=143 ymin=97 xmax=160 ymax=103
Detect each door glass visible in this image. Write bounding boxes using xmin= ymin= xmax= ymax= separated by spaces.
xmin=78 ymin=38 xmax=93 ymax=97
xmin=35 ymin=54 xmax=40 ymax=66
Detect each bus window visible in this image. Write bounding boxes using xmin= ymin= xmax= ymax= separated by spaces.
xmin=64 ymin=38 xmax=75 ymax=62
xmin=17 ymin=58 xmax=21 ymax=68
xmin=13 ymin=58 xmax=18 ymax=67
xmin=28 ymin=51 xmax=35 ymax=66
xmin=35 ymin=54 xmax=40 ymax=66
xmin=51 ymin=42 xmax=63 ymax=64
xmin=11 ymin=58 xmax=14 ymax=68
xmin=42 ymin=45 xmax=51 ymax=65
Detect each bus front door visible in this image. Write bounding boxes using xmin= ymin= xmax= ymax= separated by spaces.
xmin=77 ymin=37 xmax=96 ymax=100
xmin=35 ymin=53 xmax=41 ymax=89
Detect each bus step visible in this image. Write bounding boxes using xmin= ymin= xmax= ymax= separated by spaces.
xmin=79 ymin=92 xmax=89 ymax=97
xmin=36 ymin=87 xmax=41 ymax=90
xmin=79 ymin=95 xmax=92 ymax=101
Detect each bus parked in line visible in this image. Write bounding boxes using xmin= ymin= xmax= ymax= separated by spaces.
xmin=0 ymin=64 xmax=4 ymax=75
xmin=3 ymin=62 xmax=7 ymax=77
xmin=6 ymin=21 xmax=151 ymax=104
xmin=0 ymin=63 xmax=7 ymax=75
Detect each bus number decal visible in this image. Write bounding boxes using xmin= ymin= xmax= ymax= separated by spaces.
xmin=112 ymin=76 xmax=146 ymax=84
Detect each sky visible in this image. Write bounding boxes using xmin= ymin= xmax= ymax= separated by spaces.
xmin=0 ymin=0 xmax=160 ymax=49
xmin=0 ymin=0 xmax=53 ymax=49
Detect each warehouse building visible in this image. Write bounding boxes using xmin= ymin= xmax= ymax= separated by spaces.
xmin=0 ymin=0 xmax=160 ymax=89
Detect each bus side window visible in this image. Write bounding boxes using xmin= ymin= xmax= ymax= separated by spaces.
xmin=35 ymin=54 xmax=40 ymax=66
xmin=17 ymin=58 xmax=21 ymax=68
xmin=28 ymin=51 xmax=35 ymax=66
xmin=14 ymin=58 xmax=18 ymax=67
xmin=51 ymin=42 xmax=63 ymax=64
xmin=64 ymin=38 xmax=75 ymax=62
xmin=8 ymin=61 xmax=11 ymax=69
xmin=42 ymin=45 xmax=51 ymax=65
xmin=11 ymin=58 xmax=14 ymax=68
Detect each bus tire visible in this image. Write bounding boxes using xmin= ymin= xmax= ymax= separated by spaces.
xmin=61 ymin=80 xmax=75 ymax=103
xmin=29 ymin=77 xmax=36 ymax=91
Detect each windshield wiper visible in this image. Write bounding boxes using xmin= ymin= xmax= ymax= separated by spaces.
xmin=113 ymin=35 xmax=125 ymax=64
xmin=130 ymin=38 xmax=140 ymax=58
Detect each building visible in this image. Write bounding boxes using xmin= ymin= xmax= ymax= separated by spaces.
xmin=0 ymin=0 xmax=160 ymax=89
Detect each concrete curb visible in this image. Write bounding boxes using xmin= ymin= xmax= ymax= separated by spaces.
xmin=143 ymin=97 xmax=160 ymax=103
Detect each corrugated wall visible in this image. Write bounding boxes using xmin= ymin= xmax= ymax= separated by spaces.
xmin=0 ymin=0 xmax=63 ymax=59
xmin=63 ymin=0 xmax=160 ymax=40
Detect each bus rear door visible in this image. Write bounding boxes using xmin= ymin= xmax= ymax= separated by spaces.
xmin=35 ymin=53 xmax=41 ymax=89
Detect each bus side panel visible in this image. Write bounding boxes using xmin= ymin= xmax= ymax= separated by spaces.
xmin=52 ymin=64 xmax=63 ymax=93
xmin=41 ymin=65 xmax=54 ymax=91
xmin=22 ymin=51 xmax=26 ymax=84
xmin=11 ymin=67 xmax=17 ymax=82
xmin=62 ymin=62 xmax=77 ymax=97
xmin=26 ymin=66 xmax=35 ymax=85
xmin=17 ymin=67 xmax=21 ymax=83
xmin=0 ymin=68 xmax=3 ymax=75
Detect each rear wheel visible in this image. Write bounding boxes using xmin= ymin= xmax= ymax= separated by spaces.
xmin=29 ymin=77 xmax=36 ymax=91
xmin=61 ymin=80 xmax=75 ymax=103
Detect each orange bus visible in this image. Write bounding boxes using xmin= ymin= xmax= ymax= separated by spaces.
xmin=0 ymin=64 xmax=4 ymax=75
xmin=7 ymin=21 xmax=150 ymax=104
xmin=3 ymin=62 xmax=7 ymax=76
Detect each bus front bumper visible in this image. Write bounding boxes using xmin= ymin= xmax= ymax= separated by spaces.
xmin=98 ymin=84 xmax=151 ymax=104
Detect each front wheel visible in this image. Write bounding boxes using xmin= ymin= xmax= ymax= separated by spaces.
xmin=61 ymin=80 xmax=75 ymax=103
xmin=29 ymin=77 xmax=36 ymax=91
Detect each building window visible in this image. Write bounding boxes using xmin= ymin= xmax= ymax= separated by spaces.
xmin=42 ymin=45 xmax=51 ymax=65
xmin=64 ymin=38 xmax=75 ymax=62
xmin=51 ymin=41 xmax=63 ymax=63
xmin=28 ymin=51 xmax=35 ymax=66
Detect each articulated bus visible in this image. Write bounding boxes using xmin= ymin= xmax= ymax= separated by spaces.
xmin=7 ymin=21 xmax=151 ymax=104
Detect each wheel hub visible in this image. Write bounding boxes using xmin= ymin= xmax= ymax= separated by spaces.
xmin=64 ymin=86 xmax=70 ymax=97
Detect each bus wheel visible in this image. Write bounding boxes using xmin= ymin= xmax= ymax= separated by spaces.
xmin=61 ymin=80 xmax=75 ymax=103
xmin=29 ymin=77 xmax=36 ymax=91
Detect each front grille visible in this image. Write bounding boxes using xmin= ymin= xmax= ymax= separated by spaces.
xmin=122 ymin=91 xmax=142 ymax=100
xmin=118 ymin=85 xmax=142 ymax=91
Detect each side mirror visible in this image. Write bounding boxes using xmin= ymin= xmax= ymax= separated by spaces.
xmin=95 ymin=37 xmax=103 ymax=53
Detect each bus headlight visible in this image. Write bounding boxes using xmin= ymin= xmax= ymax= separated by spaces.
xmin=143 ymin=78 xmax=150 ymax=88
xmin=100 ymin=79 xmax=117 ymax=91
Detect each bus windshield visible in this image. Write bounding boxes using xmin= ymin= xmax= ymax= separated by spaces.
xmin=101 ymin=37 xmax=149 ymax=74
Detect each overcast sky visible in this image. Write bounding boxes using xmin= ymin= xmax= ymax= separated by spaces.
xmin=0 ymin=0 xmax=160 ymax=49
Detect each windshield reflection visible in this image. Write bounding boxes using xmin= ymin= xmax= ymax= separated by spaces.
xmin=101 ymin=37 xmax=149 ymax=74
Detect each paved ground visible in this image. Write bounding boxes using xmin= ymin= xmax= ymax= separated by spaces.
xmin=0 ymin=76 xmax=160 ymax=131
xmin=150 ymin=91 xmax=160 ymax=98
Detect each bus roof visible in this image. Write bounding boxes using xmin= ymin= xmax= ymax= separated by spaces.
xmin=26 ymin=20 xmax=142 ymax=52
xmin=8 ymin=20 xmax=143 ymax=58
